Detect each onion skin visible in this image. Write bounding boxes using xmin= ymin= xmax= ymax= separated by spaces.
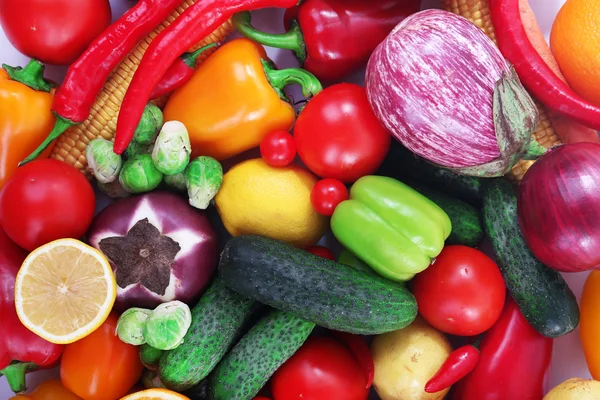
xmin=518 ymin=143 xmax=600 ymax=272
xmin=365 ymin=9 xmax=537 ymax=174
xmin=87 ymin=191 xmax=218 ymax=310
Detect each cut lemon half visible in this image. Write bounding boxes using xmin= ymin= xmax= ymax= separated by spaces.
xmin=120 ymin=389 xmax=190 ymax=400
xmin=14 ymin=238 xmax=117 ymax=344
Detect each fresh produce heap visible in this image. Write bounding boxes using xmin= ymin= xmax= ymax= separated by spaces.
xmin=1 ymin=0 xmax=600 ymax=399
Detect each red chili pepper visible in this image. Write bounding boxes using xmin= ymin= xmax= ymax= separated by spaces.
xmin=306 ymin=246 xmax=336 ymax=260
xmin=20 ymin=0 xmax=184 ymax=165
xmin=0 ymin=227 xmax=64 ymax=394
xmin=232 ymin=0 xmax=420 ymax=82
xmin=424 ymin=342 xmax=480 ymax=394
xmin=489 ymin=0 xmax=600 ymax=130
xmin=330 ymin=331 xmax=374 ymax=389
xmin=113 ymin=0 xmax=300 ymax=155
xmin=149 ymin=42 xmax=220 ymax=100
xmin=451 ymin=296 xmax=553 ymax=400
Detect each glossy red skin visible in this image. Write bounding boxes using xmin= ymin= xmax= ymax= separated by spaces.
xmin=260 ymin=130 xmax=297 ymax=167
xmin=0 ymin=227 xmax=64 ymax=373
xmin=518 ymin=143 xmax=600 ymax=272
xmin=329 ymin=331 xmax=373 ymax=389
xmin=425 ymin=344 xmax=479 ymax=393
xmin=284 ymin=0 xmax=420 ymax=82
xmin=0 ymin=159 xmax=96 ymax=252
xmin=412 ymin=245 xmax=506 ymax=336
xmin=149 ymin=57 xmax=193 ymax=100
xmin=0 ymin=0 xmax=111 ymax=66
xmin=306 ymin=246 xmax=336 ymax=260
xmin=271 ymin=336 xmax=368 ymax=400
xmin=295 ymin=83 xmax=391 ymax=183
xmin=310 ymin=178 xmax=349 ymax=216
xmin=452 ymin=297 xmax=553 ymax=400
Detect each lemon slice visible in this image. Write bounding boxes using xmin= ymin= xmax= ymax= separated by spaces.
xmin=14 ymin=238 xmax=117 ymax=344
xmin=120 ymin=389 xmax=190 ymax=400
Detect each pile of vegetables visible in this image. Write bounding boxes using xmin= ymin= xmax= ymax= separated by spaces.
xmin=1 ymin=0 xmax=600 ymax=399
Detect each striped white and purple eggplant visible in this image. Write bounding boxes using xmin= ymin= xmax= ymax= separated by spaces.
xmin=365 ymin=9 xmax=542 ymax=177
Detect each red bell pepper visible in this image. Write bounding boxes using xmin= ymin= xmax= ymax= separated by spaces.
xmin=452 ymin=296 xmax=553 ymax=400
xmin=232 ymin=0 xmax=421 ymax=82
xmin=330 ymin=331 xmax=374 ymax=389
xmin=0 ymin=227 xmax=64 ymax=394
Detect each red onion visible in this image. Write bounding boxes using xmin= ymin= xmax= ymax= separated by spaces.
xmin=87 ymin=191 xmax=218 ymax=310
xmin=518 ymin=143 xmax=600 ymax=272
xmin=365 ymin=9 xmax=541 ymax=177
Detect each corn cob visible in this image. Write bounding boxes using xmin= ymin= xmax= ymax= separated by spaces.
xmin=50 ymin=2 xmax=233 ymax=176
xmin=441 ymin=0 xmax=561 ymax=182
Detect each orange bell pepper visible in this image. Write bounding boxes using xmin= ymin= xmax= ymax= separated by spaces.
xmin=0 ymin=60 xmax=56 ymax=190
xmin=581 ymin=271 xmax=600 ymax=380
xmin=9 ymin=379 xmax=81 ymax=400
xmin=163 ymin=38 xmax=322 ymax=161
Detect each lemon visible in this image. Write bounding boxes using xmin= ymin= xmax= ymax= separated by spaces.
xmin=215 ymin=158 xmax=328 ymax=248
xmin=14 ymin=238 xmax=117 ymax=344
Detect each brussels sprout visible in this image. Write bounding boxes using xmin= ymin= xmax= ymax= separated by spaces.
xmin=119 ymin=154 xmax=163 ymax=193
xmin=164 ymin=172 xmax=187 ymax=191
xmin=86 ymin=138 xmax=122 ymax=183
xmin=184 ymin=156 xmax=223 ymax=209
xmin=116 ymin=307 xmax=151 ymax=346
xmin=125 ymin=140 xmax=153 ymax=160
xmin=151 ymin=121 xmax=191 ymax=175
xmin=143 ymin=301 xmax=192 ymax=351
xmin=133 ymin=103 xmax=164 ymax=145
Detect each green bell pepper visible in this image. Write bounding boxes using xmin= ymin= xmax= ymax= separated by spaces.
xmin=330 ymin=175 xmax=451 ymax=282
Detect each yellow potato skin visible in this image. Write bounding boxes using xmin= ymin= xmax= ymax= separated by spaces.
xmin=544 ymin=378 xmax=600 ymax=400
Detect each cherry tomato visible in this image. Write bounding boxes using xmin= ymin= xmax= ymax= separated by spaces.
xmin=272 ymin=336 xmax=368 ymax=400
xmin=0 ymin=159 xmax=96 ymax=251
xmin=294 ymin=83 xmax=391 ymax=183
xmin=260 ymin=130 xmax=297 ymax=167
xmin=307 ymin=246 xmax=336 ymax=260
xmin=0 ymin=0 xmax=112 ymax=66
xmin=412 ymin=245 xmax=506 ymax=336
xmin=60 ymin=313 xmax=143 ymax=400
xmin=311 ymin=178 xmax=348 ymax=216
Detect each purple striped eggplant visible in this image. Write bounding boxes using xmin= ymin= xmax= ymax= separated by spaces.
xmin=365 ymin=9 xmax=542 ymax=177
xmin=518 ymin=142 xmax=600 ymax=273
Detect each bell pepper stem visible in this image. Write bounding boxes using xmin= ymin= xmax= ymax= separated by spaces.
xmin=261 ymin=59 xmax=322 ymax=102
xmin=2 ymin=59 xmax=55 ymax=93
xmin=1 ymin=362 xmax=35 ymax=394
xmin=19 ymin=115 xmax=75 ymax=166
xmin=181 ymin=42 xmax=220 ymax=69
xmin=522 ymin=139 xmax=547 ymax=160
xmin=233 ymin=11 xmax=306 ymax=64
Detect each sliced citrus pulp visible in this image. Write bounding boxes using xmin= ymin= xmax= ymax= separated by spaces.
xmin=14 ymin=238 xmax=117 ymax=344
xmin=120 ymin=388 xmax=190 ymax=400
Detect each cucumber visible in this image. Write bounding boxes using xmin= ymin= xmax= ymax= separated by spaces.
xmin=408 ymin=181 xmax=484 ymax=247
xmin=483 ymin=179 xmax=579 ymax=338
xmin=378 ymin=142 xmax=484 ymax=206
xmin=218 ymin=235 xmax=418 ymax=335
xmin=158 ymin=279 xmax=257 ymax=391
xmin=208 ymin=309 xmax=315 ymax=400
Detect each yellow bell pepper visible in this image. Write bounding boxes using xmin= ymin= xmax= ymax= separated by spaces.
xmin=163 ymin=38 xmax=322 ymax=161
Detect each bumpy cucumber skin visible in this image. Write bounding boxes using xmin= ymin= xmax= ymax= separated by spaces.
xmin=208 ymin=310 xmax=315 ymax=400
xmin=483 ymin=179 xmax=579 ymax=338
xmin=159 ymin=279 xmax=256 ymax=391
xmin=409 ymin=181 xmax=484 ymax=247
xmin=218 ymin=235 xmax=418 ymax=335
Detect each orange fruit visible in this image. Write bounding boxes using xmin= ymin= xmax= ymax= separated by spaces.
xmin=120 ymin=389 xmax=190 ymax=400
xmin=550 ymin=0 xmax=600 ymax=105
xmin=14 ymin=238 xmax=117 ymax=344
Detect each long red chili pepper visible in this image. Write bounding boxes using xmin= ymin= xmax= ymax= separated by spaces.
xmin=149 ymin=42 xmax=220 ymax=100
xmin=330 ymin=331 xmax=374 ymax=389
xmin=489 ymin=0 xmax=600 ymax=130
xmin=20 ymin=0 xmax=184 ymax=165
xmin=113 ymin=0 xmax=299 ymax=154
xmin=424 ymin=342 xmax=480 ymax=393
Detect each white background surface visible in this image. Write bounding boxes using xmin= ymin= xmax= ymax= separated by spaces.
xmin=0 ymin=0 xmax=592 ymax=398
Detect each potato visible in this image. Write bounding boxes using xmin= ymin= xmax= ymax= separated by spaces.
xmin=543 ymin=378 xmax=600 ymax=399
xmin=371 ymin=317 xmax=452 ymax=400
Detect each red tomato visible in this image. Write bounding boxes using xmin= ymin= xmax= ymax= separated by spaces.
xmin=0 ymin=159 xmax=96 ymax=251
xmin=412 ymin=245 xmax=506 ymax=336
xmin=0 ymin=0 xmax=112 ymax=66
xmin=272 ymin=336 xmax=368 ymax=400
xmin=260 ymin=130 xmax=296 ymax=167
xmin=294 ymin=83 xmax=391 ymax=183
xmin=311 ymin=178 xmax=348 ymax=216
xmin=60 ymin=313 xmax=143 ymax=400
xmin=307 ymin=246 xmax=336 ymax=260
